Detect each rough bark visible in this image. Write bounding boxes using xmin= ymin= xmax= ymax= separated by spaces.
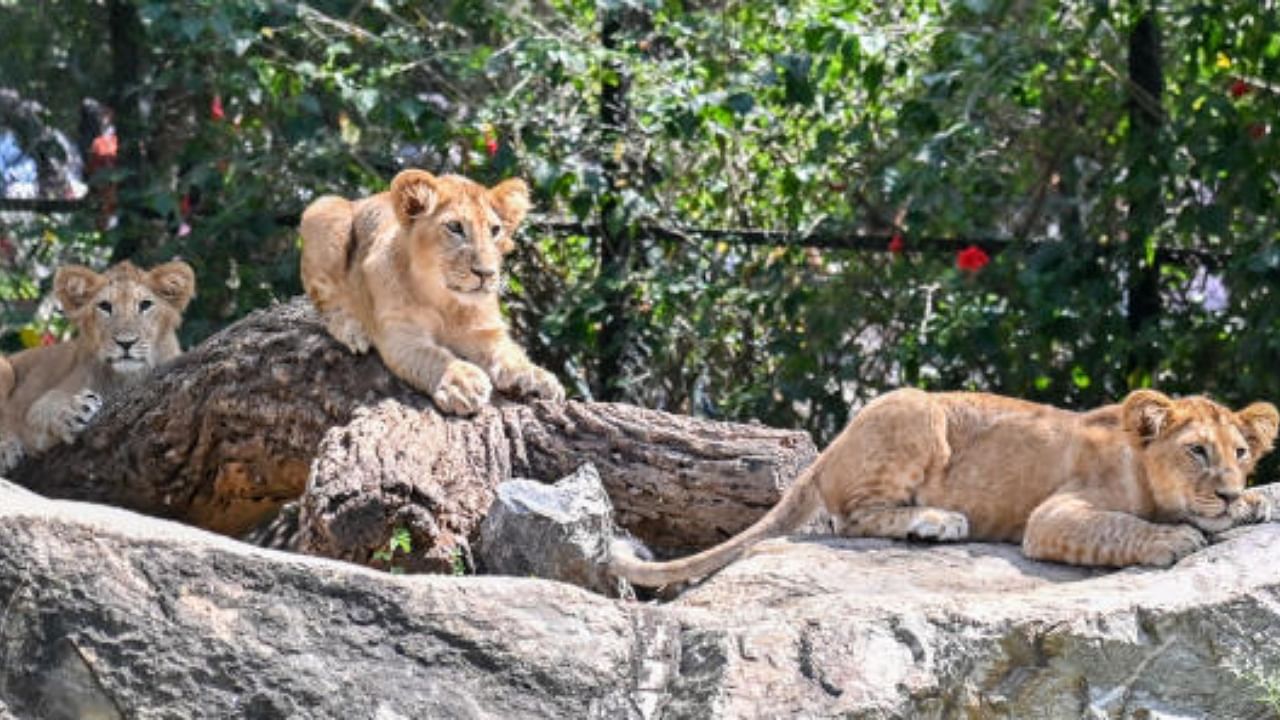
xmin=301 ymin=393 xmax=817 ymax=572
xmin=9 ymin=298 xmax=817 ymax=566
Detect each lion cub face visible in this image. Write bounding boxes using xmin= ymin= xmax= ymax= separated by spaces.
xmin=1123 ymin=390 xmax=1279 ymax=529
xmin=389 ymin=170 xmax=532 ymax=304
xmin=55 ymin=261 xmax=196 ymax=375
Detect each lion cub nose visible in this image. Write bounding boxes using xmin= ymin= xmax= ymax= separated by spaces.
xmin=471 ymin=266 xmax=496 ymax=279
xmin=1216 ymin=488 xmax=1241 ymax=503
xmin=116 ymin=338 xmax=137 ymax=352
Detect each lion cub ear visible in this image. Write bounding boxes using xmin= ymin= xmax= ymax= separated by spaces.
xmin=54 ymin=265 xmax=107 ymax=315
xmin=1122 ymin=389 xmax=1176 ymax=443
xmin=390 ymin=169 xmax=438 ymax=227
xmin=488 ymin=178 xmax=531 ymax=253
xmin=1236 ymin=402 xmax=1279 ymax=459
xmin=146 ymin=261 xmax=197 ymax=313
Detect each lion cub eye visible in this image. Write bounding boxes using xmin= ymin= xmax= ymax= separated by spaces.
xmin=490 ymin=224 xmax=503 ymax=238
xmin=1187 ymin=444 xmax=1209 ymax=463
xmin=96 ymin=300 xmax=113 ymax=315
xmin=445 ymin=220 xmax=465 ymax=237
xmin=139 ymin=299 xmax=154 ymax=313
xmin=1236 ymin=446 xmax=1249 ymax=460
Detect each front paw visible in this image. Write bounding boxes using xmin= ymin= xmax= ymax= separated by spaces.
xmin=432 ymin=361 xmax=492 ymax=416
xmin=491 ymin=362 xmax=565 ymax=402
xmin=1229 ymin=489 xmax=1274 ymax=525
xmin=56 ymin=390 xmax=103 ymax=443
xmin=1141 ymin=524 xmax=1207 ymax=567
xmin=906 ymin=509 xmax=970 ymax=542
xmin=0 ymin=436 xmax=25 ymax=473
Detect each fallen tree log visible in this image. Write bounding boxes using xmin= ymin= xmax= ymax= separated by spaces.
xmin=9 ymin=298 xmax=818 ymax=569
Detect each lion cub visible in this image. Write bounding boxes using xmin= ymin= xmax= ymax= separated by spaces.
xmin=611 ymin=389 xmax=1279 ymax=586
xmin=0 ymin=260 xmax=196 ymax=471
xmin=299 ymin=170 xmax=563 ymax=415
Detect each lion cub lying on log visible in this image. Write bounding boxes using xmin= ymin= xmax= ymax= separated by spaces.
xmin=612 ymin=389 xmax=1279 ymax=586
xmin=300 ymin=170 xmax=563 ymax=415
xmin=0 ymin=260 xmax=196 ymax=471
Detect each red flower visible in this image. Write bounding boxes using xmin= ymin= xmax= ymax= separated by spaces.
xmin=179 ymin=193 xmax=193 ymax=217
xmin=888 ymin=233 xmax=905 ymax=253
xmin=484 ymin=134 xmax=499 ymax=157
xmin=1230 ymin=79 xmax=1251 ymax=99
xmin=86 ymin=132 xmax=118 ymax=176
xmin=90 ymin=133 xmax=118 ymax=161
xmin=1249 ymin=122 xmax=1269 ymax=140
xmin=40 ymin=332 xmax=56 ymax=347
xmin=956 ymin=244 xmax=990 ymax=273
xmin=210 ymin=95 xmax=226 ymax=121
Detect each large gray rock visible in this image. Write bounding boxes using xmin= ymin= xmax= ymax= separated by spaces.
xmin=477 ymin=464 xmax=622 ymax=595
xmin=0 ymin=481 xmax=649 ymax=719
xmin=3 ymin=478 xmax=1280 ymax=719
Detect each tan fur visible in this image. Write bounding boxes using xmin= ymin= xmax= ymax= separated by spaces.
xmin=299 ymin=170 xmax=563 ymax=415
xmin=611 ymin=389 xmax=1280 ymax=586
xmin=0 ymin=260 xmax=196 ymax=471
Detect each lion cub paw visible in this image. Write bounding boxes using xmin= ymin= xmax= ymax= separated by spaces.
xmin=906 ymin=509 xmax=970 ymax=542
xmin=324 ymin=312 xmax=371 ymax=355
xmin=55 ymin=390 xmax=103 ymax=443
xmin=432 ymin=361 xmax=493 ymax=416
xmin=491 ymin=362 xmax=565 ymax=402
xmin=0 ymin=436 xmax=25 ymax=474
xmin=1229 ymin=489 xmax=1274 ymax=525
xmin=1142 ymin=524 xmax=1207 ymax=567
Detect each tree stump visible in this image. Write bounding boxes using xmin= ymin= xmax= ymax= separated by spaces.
xmin=9 ymin=298 xmax=818 ymax=570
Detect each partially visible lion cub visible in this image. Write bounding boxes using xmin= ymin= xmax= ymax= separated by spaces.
xmin=612 ymin=389 xmax=1279 ymax=586
xmin=0 ymin=260 xmax=196 ymax=471
xmin=299 ymin=170 xmax=563 ymax=415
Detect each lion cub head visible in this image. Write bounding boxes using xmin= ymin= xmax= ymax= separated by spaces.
xmin=55 ymin=260 xmax=196 ymax=376
xmin=389 ymin=170 xmax=531 ymax=304
xmin=1123 ymin=389 xmax=1278 ymax=530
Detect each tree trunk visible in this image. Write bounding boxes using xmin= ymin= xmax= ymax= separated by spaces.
xmin=9 ymin=299 xmax=818 ymax=570
xmin=106 ymin=0 xmax=150 ymax=261
xmin=1125 ymin=7 xmax=1164 ymax=383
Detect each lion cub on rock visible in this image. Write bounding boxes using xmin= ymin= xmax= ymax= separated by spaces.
xmin=612 ymin=389 xmax=1279 ymax=586
xmin=300 ymin=170 xmax=563 ymax=415
xmin=0 ymin=260 xmax=196 ymax=471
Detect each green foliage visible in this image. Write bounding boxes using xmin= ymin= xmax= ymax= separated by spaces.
xmin=370 ymin=526 xmax=413 ymax=575
xmin=1238 ymin=668 xmax=1280 ymax=717
xmin=449 ymin=547 xmax=468 ymax=577
xmin=0 ymin=1 xmax=1277 ymax=478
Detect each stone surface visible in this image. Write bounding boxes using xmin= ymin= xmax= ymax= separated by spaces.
xmin=0 ymin=481 xmax=648 ymax=719
xmin=477 ymin=464 xmax=621 ymax=595
xmin=4 ymin=479 xmax=1280 ymax=719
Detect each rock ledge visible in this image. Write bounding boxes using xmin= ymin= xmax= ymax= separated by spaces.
xmin=3 ymin=480 xmax=1279 ymax=719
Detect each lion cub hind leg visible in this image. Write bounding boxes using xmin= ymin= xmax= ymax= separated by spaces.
xmin=1023 ymin=493 xmax=1207 ymax=567
xmin=299 ymin=196 xmax=372 ymax=354
xmin=323 ymin=309 xmax=371 ymax=355
xmin=841 ymin=506 xmax=970 ymax=542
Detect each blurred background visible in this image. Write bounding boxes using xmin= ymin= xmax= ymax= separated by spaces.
xmin=0 ymin=1 xmax=1276 ymax=462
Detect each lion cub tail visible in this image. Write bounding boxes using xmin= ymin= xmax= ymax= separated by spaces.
xmin=609 ymin=466 xmax=824 ymax=588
